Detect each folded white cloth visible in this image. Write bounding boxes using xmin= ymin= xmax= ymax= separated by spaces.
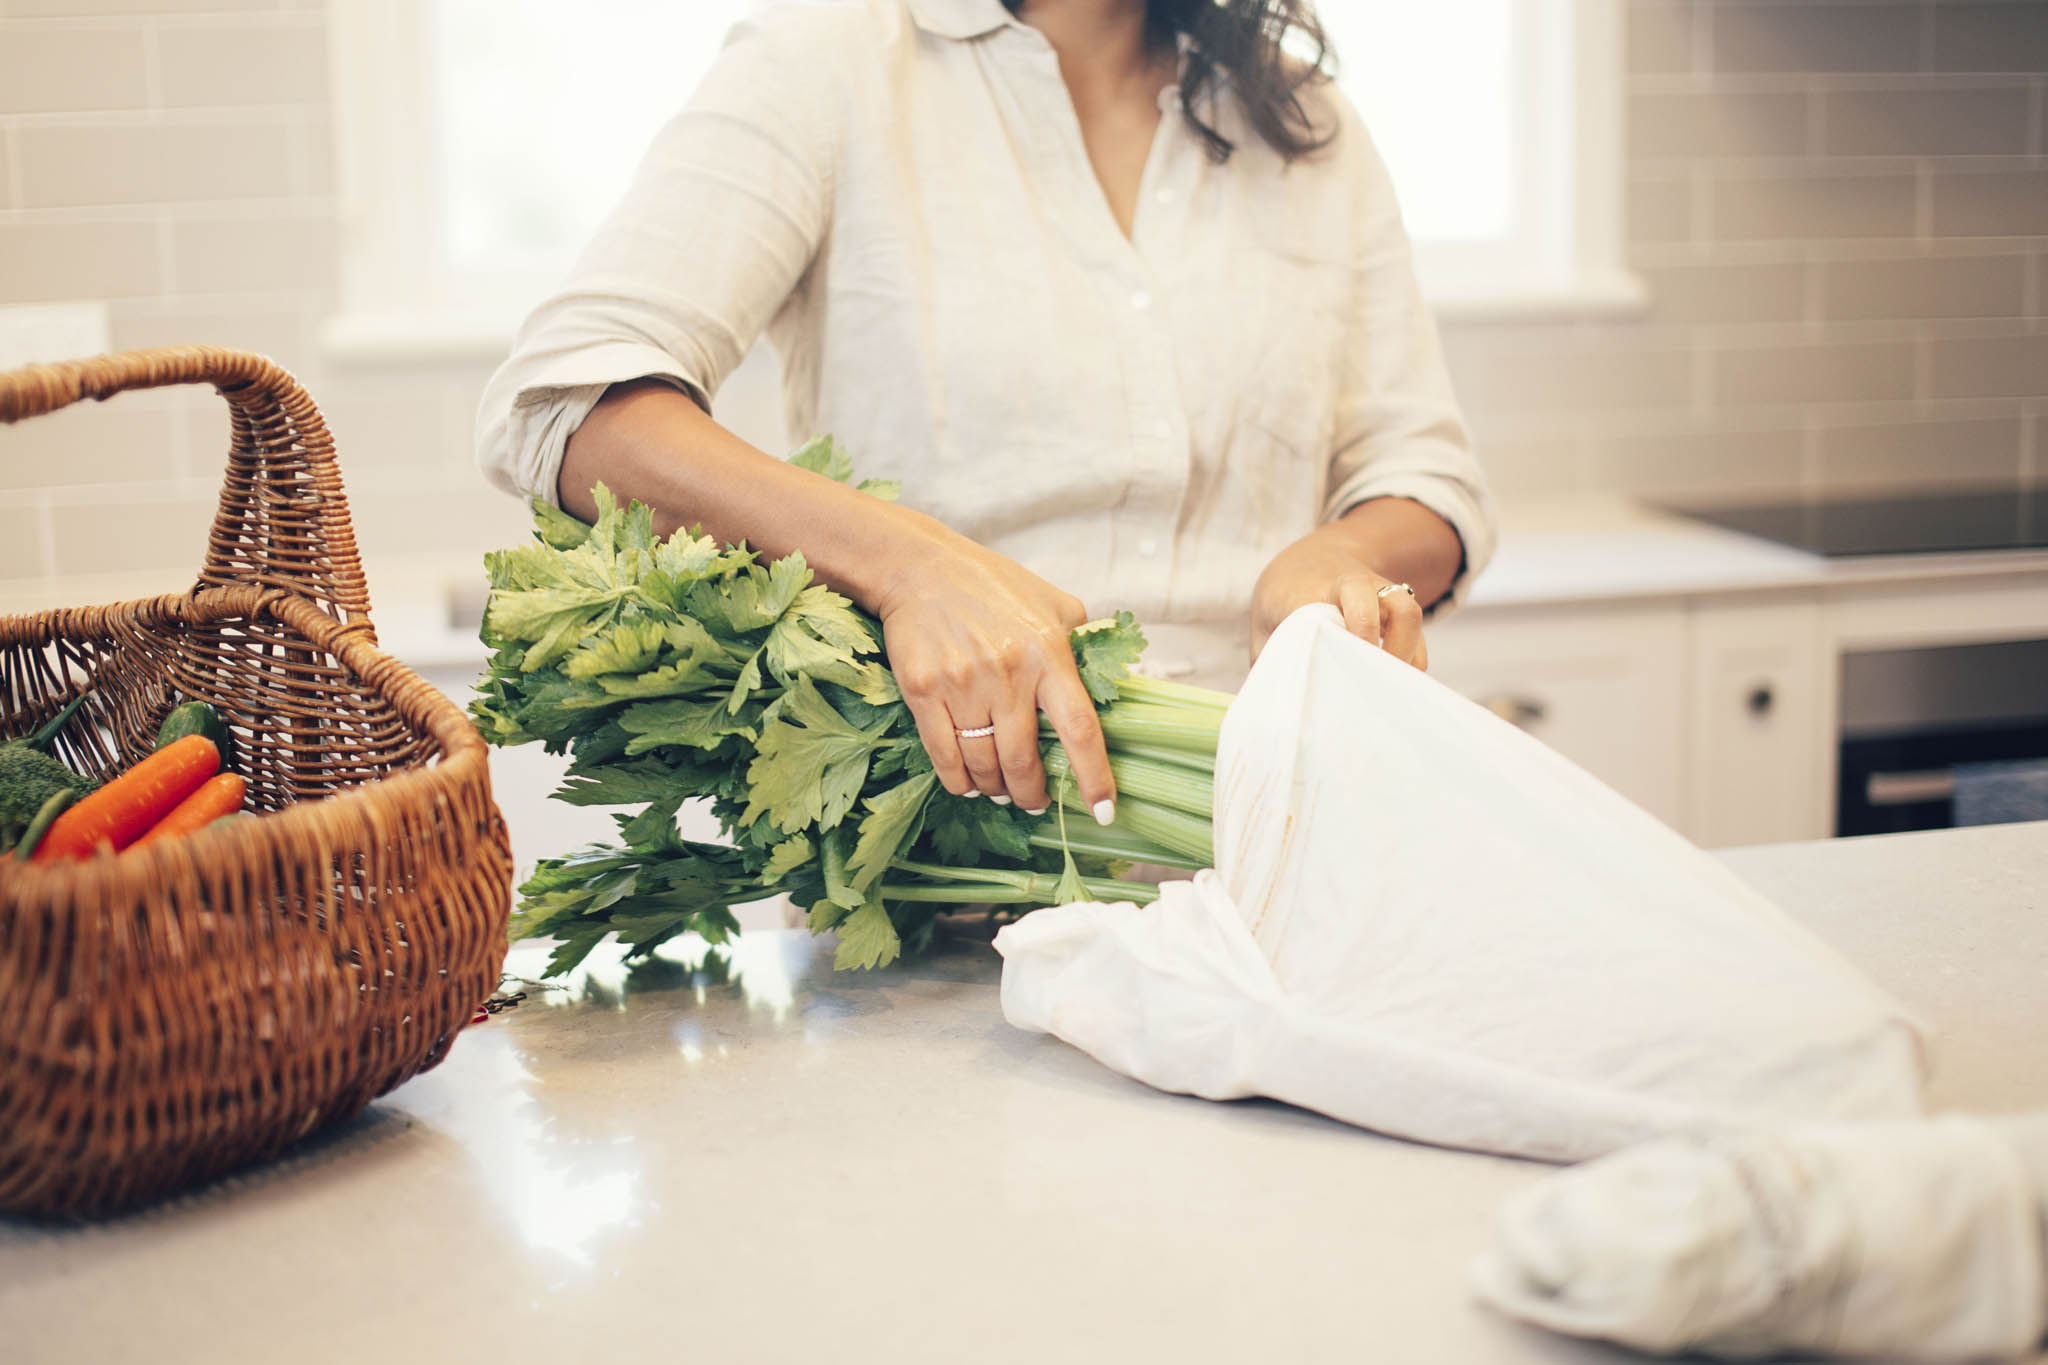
xmin=1472 ymin=1117 xmax=2048 ymax=1359
xmin=995 ymin=606 xmax=1928 ymax=1163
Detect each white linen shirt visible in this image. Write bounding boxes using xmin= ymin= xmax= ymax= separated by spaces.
xmin=476 ymin=0 xmax=1495 ymax=685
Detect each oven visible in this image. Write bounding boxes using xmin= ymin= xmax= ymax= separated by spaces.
xmin=1837 ymin=638 xmax=2048 ymax=837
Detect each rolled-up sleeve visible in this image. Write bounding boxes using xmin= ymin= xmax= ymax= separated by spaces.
xmin=475 ymin=12 xmax=841 ymax=506
xmin=1320 ymin=100 xmax=1498 ymax=613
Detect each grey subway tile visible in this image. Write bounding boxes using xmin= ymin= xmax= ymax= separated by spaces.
xmin=1709 ymin=3 xmax=1922 ymax=75
xmin=1931 ymin=3 xmax=2048 ymax=74
xmin=1716 ymin=340 xmax=1918 ymax=406
xmin=1928 ymin=334 xmax=2048 ymax=399
xmin=1820 ymin=253 xmax=2029 ymax=321
xmin=1930 ymin=168 xmax=2048 ymax=237
xmin=1817 ymin=416 xmax=2025 ymax=493
xmin=1823 ymin=88 xmax=2034 ymax=158
xmin=1632 ymin=91 xmax=1810 ymax=160
xmin=1712 ymin=170 xmax=1918 ymax=240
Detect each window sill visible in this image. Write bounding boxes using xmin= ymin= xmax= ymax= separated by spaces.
xmin=1424 ymin=269 xmax=1650 ymax=325
xmin=320 ymin=268 xmax=1654 ymax=370
xmin=319 ymin=310 xmax=523 ymax=369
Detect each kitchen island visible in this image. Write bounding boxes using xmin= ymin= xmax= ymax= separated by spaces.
xmin=3 ymin=822 xmax=2044 ymax=1364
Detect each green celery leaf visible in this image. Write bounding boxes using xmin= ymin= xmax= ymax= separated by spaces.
xmin=846 ymin=770 xmax=937 ymax=894
xmin=552 ymin=757 xmax=680 ymax=807
xmin=923 ymin=792 xmax=1036 ymax=865
xmin=855 ymin=478 xmax=901 ymax=502
xmin=741 ymin=677 xmax=889 ymax=835
xmin=725 ymin=648 xmax=765 ymax=715
xmin=563 ymin=619 xmax=669 ymax=680
xmin=787 ymin=433 xmax=855 ymax=484
xmin=689 ymin=553 xmax=811 ymax=635
xmin=607 ymin=911 xmax=696 ymax=959
xmin=832 ymin=899 xmax=902 ymax=971
xmin=533 ymin=500 xmax=592 ymax=550
xmin=1071 ymin=611 xmax=1149 ymax=706
xmin=819 ymin=825 xmax=864 ymax=911
xmin=616 ymin=788 xmax=687 ymax=846
xmin=541 ymin=923 xmax=617 ymax=978
xmin=762 ymin=836 xmax=816 ymax=881
xmin=763 ymin=587 xmax=877 ymax=691
xmin=621 ymin=697 xmax=758 ymax=753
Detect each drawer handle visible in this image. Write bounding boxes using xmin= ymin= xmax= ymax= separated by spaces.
xmin=1866 ymin=770 xmax=1956 ymax=807
xmin=1480 ymin=695 xmax=1548 ymax=729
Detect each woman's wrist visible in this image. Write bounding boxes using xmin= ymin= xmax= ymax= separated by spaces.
xmin=1317 ymin=497 xmax=1464 ymax=608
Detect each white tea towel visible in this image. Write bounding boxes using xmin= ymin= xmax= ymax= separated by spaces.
xmin=995 ymin=606 xmax=1928 ymax=1162
xmin=1473 ymin=1117 xmax=2048 ymax=1359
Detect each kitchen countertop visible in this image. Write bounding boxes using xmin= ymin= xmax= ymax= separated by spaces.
xmin=1466 ymin=495 xmax=2048 ymax=613
xmin=3 ymin=821 xmax=2044 ymax=1364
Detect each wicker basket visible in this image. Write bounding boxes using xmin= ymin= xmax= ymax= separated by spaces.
xmin=0 ymin=347 xmax=513 ymax=1218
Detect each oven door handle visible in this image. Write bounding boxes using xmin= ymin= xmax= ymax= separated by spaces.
xmin=1865 ymin=769 xmax=1958 ymax=807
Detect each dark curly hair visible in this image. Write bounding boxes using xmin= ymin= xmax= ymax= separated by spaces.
xmin=1001 ymin=0 xmax=1337 ymax=164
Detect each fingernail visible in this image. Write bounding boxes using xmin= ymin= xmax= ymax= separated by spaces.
xmin=963 ymin=789 xmax=981 ymax=799
xmin=1092 ymin=799 xmax=1116 ymax=826
xmin=991 ymin=795 xmax=1012 ymax=806
xmin=1025 ymin=805 xmax=1050 ymax=817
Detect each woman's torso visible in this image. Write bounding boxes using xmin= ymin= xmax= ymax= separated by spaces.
xmin=762 ymin=0 xmax=1372 ymax=679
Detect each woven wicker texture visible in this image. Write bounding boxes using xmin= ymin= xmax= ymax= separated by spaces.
xmin=0 ymin=348 xmax=513 ymax=1218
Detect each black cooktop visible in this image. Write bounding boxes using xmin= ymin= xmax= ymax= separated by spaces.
xmin=1664 ymin=489 xmax=2048 ymax=558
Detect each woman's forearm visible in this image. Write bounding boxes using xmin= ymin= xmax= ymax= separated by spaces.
xmin=558 ymin=378 xmax=950 ymax=613
xmin=1319 ymin=497 xmax=1465 ymax=609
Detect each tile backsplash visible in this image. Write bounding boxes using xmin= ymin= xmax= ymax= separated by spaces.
xmin=1462 ymin=0 xmax=2047 ymax=500
xmin=0 ymin=0 xmax=2043 ymax=601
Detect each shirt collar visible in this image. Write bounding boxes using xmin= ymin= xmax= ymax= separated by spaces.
xmin=904 ymin=0 xmax=1014 ymax=41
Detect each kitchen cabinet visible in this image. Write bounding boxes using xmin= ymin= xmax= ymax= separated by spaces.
xmin=1425 ymin=604 xmax=1687 ymax=828
xmin=1427 ymin=499 xmax=2048 ymax=848
xmin=1682 ymin=597 xmax=1828 ymax=846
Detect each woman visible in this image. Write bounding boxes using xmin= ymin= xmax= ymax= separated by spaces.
xmin=476 ymin=0 xmax=1495 ymax=825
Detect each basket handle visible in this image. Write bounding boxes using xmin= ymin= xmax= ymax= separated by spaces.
xmin=0 ymin=346 xmax=373 ymax=632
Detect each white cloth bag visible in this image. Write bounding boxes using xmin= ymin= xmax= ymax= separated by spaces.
xmin=995 ymin=606 xmax=1928 ymax=1162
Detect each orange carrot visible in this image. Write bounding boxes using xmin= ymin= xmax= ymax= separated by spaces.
xmin=33 ymin=734 xmax=219 ymax=863
xmin=129 ymin=772 xmax=246 ymax=849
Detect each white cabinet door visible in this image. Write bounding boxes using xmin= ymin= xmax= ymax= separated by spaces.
xmin=1683 ymin=599 xmax=1829 ymax=847
xmin=1426 ymin=604 xmax=1687 ymax=828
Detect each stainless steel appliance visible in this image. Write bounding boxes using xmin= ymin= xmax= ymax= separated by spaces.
xmin=1669 ymin=489 xmax=2048 ymax=558
xmin=1837 ymin=638 xmax=2048 ymax=836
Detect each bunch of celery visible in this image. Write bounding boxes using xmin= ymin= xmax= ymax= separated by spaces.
xmin=471 ymin=437 xmax=1228 ymax=975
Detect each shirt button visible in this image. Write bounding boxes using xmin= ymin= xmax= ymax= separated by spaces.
xmin=1131 ymin=290 xmax=1152 ymax=311
xmin=1135 ymin=537 xmax=1160 ymax=559
xmin=1154 ymin=187 xmax=1174 ymax=206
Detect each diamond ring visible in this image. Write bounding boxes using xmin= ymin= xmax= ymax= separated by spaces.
xmin=955 ymin=724 xmax=997 ymax=739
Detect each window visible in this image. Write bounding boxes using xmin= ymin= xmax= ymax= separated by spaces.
xmin=326 ymin=0 xmax=1638 ymax=358
xmin=1320 ymin=0 xmax=1640 ymax=316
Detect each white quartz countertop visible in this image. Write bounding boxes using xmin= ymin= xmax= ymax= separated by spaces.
xmin=1467 ymin=495 xmax=2048 ymax=612
xmin=3 ymin=822 xmax=2045 ymax=1365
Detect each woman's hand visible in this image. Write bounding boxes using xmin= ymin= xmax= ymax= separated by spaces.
xmin=873 ymin=536 xmax=1117 ymax=822
xmin=559 ymin=383 xmax=1116 ymax=820
xmin=1251 ymin=498 xmax=1466 ymax=668
xmin=1252 ymin=531 xmax=1429 ymax=669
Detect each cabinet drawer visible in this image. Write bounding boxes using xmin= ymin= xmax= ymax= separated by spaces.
xmin=1427 ymin=606 xmax=1686 ymax=827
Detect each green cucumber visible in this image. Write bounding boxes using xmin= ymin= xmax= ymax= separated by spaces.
xmin=156 ymin=701 xmax=234 ymax=768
